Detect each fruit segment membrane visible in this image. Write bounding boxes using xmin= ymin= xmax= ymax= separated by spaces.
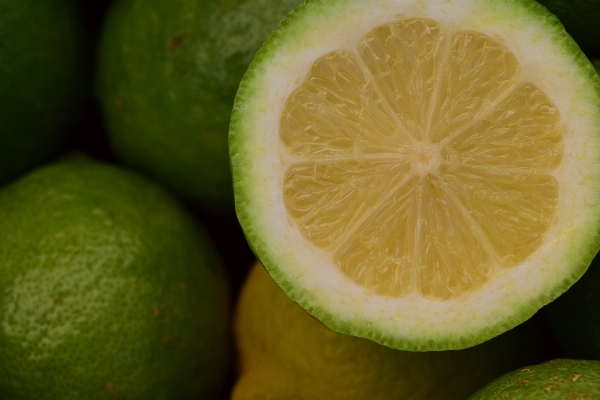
xmin=280 ymin=18 xmax=564 ymax=300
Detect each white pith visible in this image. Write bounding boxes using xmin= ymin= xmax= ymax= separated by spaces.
xmin=232 ymin=0 xmax=600 ymax=344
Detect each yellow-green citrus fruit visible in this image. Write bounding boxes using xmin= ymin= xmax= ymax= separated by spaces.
xmin=0 ymin=156 xmax=230 ymax=399
xmin=535 ymin=0 xmax=600 ymax=57
xmin=0 ymin=0 xmax=89 ymax=185
xmin=543 ymin=254 xmax=600 ymax=360
xmin=232 ymin=262 xmax=559 ymax=400
xmin=230 ymin=0 xmax=600 ymax=350
xmin=468 ymin=359 xmax=600 ymax=399
xmin=96 ymin=0 xmax=300 ymax=211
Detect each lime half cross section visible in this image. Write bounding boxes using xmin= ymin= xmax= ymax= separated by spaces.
xmin=230 ymin=0 xmax=600 ymax=350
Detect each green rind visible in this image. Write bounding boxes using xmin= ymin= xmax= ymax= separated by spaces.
xmin=535 ymin=0 xmax=600 ymax=57
xmin=229 ymin=0 xmax=600 ymax=350
xmin=0 ymin=156 xmax=231 ymax=399
xmin=468 ymin=359 xmax=600 ymax=399
xmin=543 ymin=252 xmax=600 ymax=360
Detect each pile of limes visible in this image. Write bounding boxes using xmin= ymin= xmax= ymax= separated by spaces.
xmin=1 ymin=0 xmax=600 ymax=398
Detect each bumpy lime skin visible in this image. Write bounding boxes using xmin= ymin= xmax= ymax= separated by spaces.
xmin=544 ymin=254 xmax=600 ymax=360
xmin=0 ymin=156 xmax=231 ymax=399
xmin=468 ymin=359 xmax=600 ymax=399
xmin=95 ymin=0 xmax=301 ymax=211
xmin=0 ymin=0 xmax=89 ymax=185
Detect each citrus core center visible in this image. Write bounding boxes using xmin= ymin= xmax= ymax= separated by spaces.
xmin=411 ymin=141 xmax=442 ymax=177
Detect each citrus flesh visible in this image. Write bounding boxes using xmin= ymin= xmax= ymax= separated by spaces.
xmin=233 ymin=262 xmax=559 ymax=400
xmin=230 ymin=0 xmax=600 ymax=350
xmin=282 ymin=18 xmax=564 ymax=300
xmin=468 ymin=359 xmax=600 ymax=399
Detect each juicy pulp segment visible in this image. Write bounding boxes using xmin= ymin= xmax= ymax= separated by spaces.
xmin=280 ymin=18 xmax=564 ymax=300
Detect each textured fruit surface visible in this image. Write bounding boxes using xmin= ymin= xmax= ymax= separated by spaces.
xmin=0 ymin=156 xmax=230 ymax=399
xmin=536 ymin=0 xmax=600 ymax=57
xmin=96 ymin=0 xmax=300 ymax=211
xmin=0 ymin=0 xmax=89 ymax=185
xmin=230 ymin=0 xmax=600 ymax=350
xmin=543 ymin=254 xmax=600 ymax=360
xmin=468 ymin=359 xmax=600 ymax=399
xmin=232 ymin=262 xmax=559 ymax=400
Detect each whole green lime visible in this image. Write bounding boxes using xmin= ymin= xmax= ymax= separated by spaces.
xmin=468 ymin=359 xmax=600 ymax=399
xmin=536 ymin=0 xmax=600 ymax=57
xmin=0 ymin=0 xmax=89 ymax=185
xmin=96 ymin=0 xmax=301 ymax=211
xmin=0 ymin=156 xmax=231 ymax=399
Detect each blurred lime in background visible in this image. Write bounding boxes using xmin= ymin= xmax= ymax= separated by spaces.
xmin=468 ymin=359 xmax=600 ymax=399
xmin=96 ymin=0 xmax=301 ymax=212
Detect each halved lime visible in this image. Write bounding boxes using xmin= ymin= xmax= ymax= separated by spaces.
xmin=230 ymin=0 xmax=600 ymax=350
